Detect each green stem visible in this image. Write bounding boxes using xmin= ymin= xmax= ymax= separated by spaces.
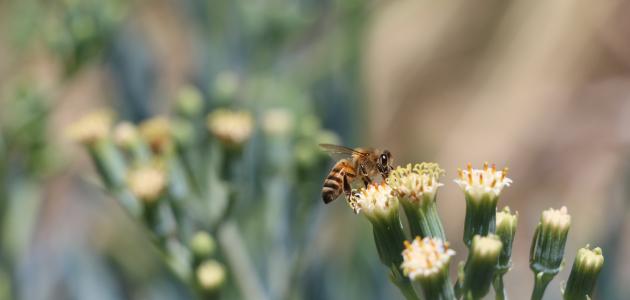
xmin=396 ymin=278 xmax=420 ymax=300
xmin=400 ymin=199 xmax=446 ymax=240
xmin=531 ymin=273 xmax=552 ymax=300
xmin=493 ymin=274 xmax=507 ymax=300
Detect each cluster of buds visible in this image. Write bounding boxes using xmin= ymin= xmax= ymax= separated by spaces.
xmin=455 ymin=162 xmax=511 ymax=247
xmin=347 ymin=161 xmax=602 ymax=300
xmin=67 ymin=99 xmax=257 ymax=298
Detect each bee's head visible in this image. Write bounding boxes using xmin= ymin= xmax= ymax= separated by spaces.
xmin=377 ymin=150 xmax=393 ymax=179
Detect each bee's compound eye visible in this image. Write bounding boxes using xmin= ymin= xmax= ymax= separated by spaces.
xmin=380 ymin=154 xmax=388 ymax=164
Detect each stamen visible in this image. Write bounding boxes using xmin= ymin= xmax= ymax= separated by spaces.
xmin=467 ymin=163 xmax=472 ymax=173
xmin=483 ymin=162 xmax=489 ymax=171
xmin=467 ymin=172 xmax=473 ymax=184
xmin=501 ymin=167 xmax=509 ymax=180
xmin=491 ymin=178 xmax=497 ymax=188
xmin=492 ymin=163 xmax=496 ymax=173
xmin=479 ymin=173 xmax=484 ymax=185
xmin=457 ymin=168 xmax=464 ymax=179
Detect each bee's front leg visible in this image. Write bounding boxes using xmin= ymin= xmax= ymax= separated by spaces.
xmin=359 ymin=165 xmax=372 ymax=187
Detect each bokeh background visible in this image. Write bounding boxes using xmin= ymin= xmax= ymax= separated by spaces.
xmin=1 ymin=0 xmax=629 ymax=299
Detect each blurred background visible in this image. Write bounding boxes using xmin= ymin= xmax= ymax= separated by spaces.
xmin=1 ymin=0 xmax=629 ymax=299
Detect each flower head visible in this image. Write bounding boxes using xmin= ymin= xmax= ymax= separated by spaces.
xmin=190 ymin=231 xmax=217 ymax=259
xmin=65 ymin=109 xmax=113 ymax=145
xmin=454 ymin=162 xmax=512 ymax=200
xmin=563 ymin=245 xmax=604 ymax=300
xmin=127 ymin=165 xmax=167 ymax=202
xmin=262 ymin=108 xmax=294 ymax=136
xmin=113 ymin=122 xmax=139 ymax=149
xmin=496 ymin=206 xmax=518 ymax=269
xmin=461 ymin=235 xmax=503 ymax=299
xmin=349 ymin=183 xmax=397 ymax=219
xmin=401 ymin=236 xmax=455 ymax=280
xmin=207 ymin=109 xmax=253 ymax=147
xmin=139 ymin=117 xmax=173 ymax=154
xmin=530 ymin=206 xmax=571 ymax=275
xmin=541 ymin=206 xmax=571 ymax=231
xmin=196 ymin=260 xmax=226 ymax=291
xmin=388 ymin=163 xmax=444 ymax=204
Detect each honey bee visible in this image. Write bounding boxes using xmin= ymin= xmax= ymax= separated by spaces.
xmin=319 ymin=144 xmax=393 ymax=204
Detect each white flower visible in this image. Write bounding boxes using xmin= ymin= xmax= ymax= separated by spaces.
xmin=349 ymin=183 xmax=397 ymax=218
xmin=388 ymin=163 xmax=444 ymax=204
xmin=207 ymin=109 xmax=253 ymax=146
xmin=541 ymin=206 xmax=571 ymax=231
xmin=401 ymin=237 xmax=455 ymax=280
xmin=454 ymin=162 xmax=512 ymax=200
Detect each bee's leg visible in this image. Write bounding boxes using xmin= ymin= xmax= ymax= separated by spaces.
xmin=343 ymin=173 xmax=353 ymax=199
xmin=359 ymin=165 xmax=372 ymax=187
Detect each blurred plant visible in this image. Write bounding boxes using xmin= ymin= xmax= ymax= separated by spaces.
xmin=67 ymin=78 xmax=344 ymax=299
xmin=0 ymin=83 xmax=58 ymax=300
xmin=340 ymin=162 xmax=603 ymax=300
xmin=45 ymin=0 xmax=127 ymax=76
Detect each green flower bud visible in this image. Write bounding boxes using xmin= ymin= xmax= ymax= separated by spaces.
xmin=190 ymin=231 xmax=217 ymax=260
xmin=176 ymin=85 xmax=203 ymax=118
xmin=462 ymin=235 xmax=503 ymax=300
xmin=495 ymin=206 xmax=518 ymax=271
xmin=493 ymin=207 xmax=518 ymax=300
xmin=401 ymin=237 xmax=456 ymax=300
xmin=530 ymin=206 xmax=571 ymax=300
xmin=454 ymin=163 xmax=512 ymax=247
xmin=388 ymin=163 xmax=446 ymax=240
xmin=563 ymin=245 xmax=604 ymax=300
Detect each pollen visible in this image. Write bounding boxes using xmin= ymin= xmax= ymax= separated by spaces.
xmin=387 ymin=163 xmax=444 ymax=204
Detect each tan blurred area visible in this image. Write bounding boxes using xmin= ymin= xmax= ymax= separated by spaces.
xmin=365 ymin=0 xmax=630 ymax=298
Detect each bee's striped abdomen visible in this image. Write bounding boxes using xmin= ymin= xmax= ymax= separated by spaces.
xmin=322 ymin=159 xmax=356 ymax=204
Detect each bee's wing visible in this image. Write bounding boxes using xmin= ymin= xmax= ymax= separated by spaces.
xmin=319 ymin=144 xmax=368 ymax=160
